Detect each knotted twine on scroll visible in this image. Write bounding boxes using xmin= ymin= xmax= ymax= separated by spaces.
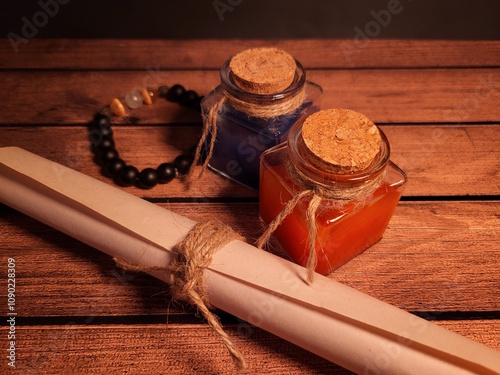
xmin=114 ymin=220 xmax=247 ymax=370
xmin=256 ymin=160 xmax=385 ymax=284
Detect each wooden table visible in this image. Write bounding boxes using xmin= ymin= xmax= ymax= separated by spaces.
xmin=0 ymin=39 xmax=499 ymax=374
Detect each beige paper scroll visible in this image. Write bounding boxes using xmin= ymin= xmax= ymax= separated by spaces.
xmin=0 ymin=146 xmax=499 ymax=375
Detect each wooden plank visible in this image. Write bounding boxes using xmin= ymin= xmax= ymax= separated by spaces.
xmin=0 ymin=200 xmax=498 ymax=317
xmin=5 ymin=320 xmax=499 ymax=374
xmin=1 ymin=37 xmax=497 ymax=375
xmin=1 ymin=39 xmax=499 ymax=70
xmin=333 ymin=200 xmax=500 ymax=312
xmin=1 ymin=69 xmax=500 ymax=124
xmin=6 ymin=324 xmax=351 ymax=374
xmin=309 ymin=68 xmax=500 ymax=124
xmin=0 ymin=126 xmax=255 ymax=199
xmin=383 ymin=125 xmax=500 ymax=197
xmin=0 ymin=125 xmax=498 ymax=198
xmin=434 ymin=320 xmax=500 ymax=351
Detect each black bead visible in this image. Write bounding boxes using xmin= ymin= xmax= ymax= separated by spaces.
xmin=90 ymin=125 xmax=112 ymax=139
xmin=105 ymin=158 xmax=125 ymax=177
xmin=139 ymin=168 xmax=159 ymax=189
xmin=117 ymin=165 xmax=138 ymax=187
xmin=88 ymin=127 xmax=113 ymax=147
xmin=98 ymin=147 xmax=119 ymax=165
xmin=181 ymin=90 xmax=198 ymax=108
xmin=99 ymin=126 xmax=113 ymax=138
xmin=92 ymin=114 xmax=113 ymax=137
xmin=100 ymin=136 xmax=115 ymax=150
xmin=92 ymin=136 xmax=115 ymax=154
xmin=157 ymin=163 xmax=176 ymax=183
xmin=174 ymin=154 xmax=194 ymax=175
xmin=158 ymin=85 xmax=169 ymax=98
xmin=92 ymin=114 xmax=110 ymax=129
xmin=166 ymin=84 xmax=185 ymax=103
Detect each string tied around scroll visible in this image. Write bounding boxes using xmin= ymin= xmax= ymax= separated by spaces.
xmin=115 ymin=220 xmax=247 ymax=370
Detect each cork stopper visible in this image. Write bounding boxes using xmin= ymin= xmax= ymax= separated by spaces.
xmin=229 ymin=48 xmax=296 ymax=94
xmin=301 ymin=109 xmax=382 ymax=173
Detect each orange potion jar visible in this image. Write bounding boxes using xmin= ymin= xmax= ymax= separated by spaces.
xmin=259 ymin=109 xmax=407 ymax=275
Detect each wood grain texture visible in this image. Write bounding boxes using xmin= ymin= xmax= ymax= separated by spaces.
xmin=2 ymin=320 xmax=498 ymax=375
xmin=0 ymin=37 xmax=498 ymax=374
xmin=0 ymin=200 xmax=498 ymax=317
xmin=0 ymin=125 xmax=498 ymax=198
xmin=1 ymin=69 xmax=499 ymax=124
xmin=1 ymin=39 xmax=499 ymax=70
xmin=2 ymin=324 xmax=352 ymax=374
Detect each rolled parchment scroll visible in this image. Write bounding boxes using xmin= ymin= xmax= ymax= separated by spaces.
xmin=0 ymin=147 xmax=499 ymax=375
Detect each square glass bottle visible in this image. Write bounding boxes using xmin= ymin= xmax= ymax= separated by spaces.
xmin=259 ymin=109 xmax=407 ymax=275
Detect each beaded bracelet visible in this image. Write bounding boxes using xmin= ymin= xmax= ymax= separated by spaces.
xmin=88 ymin=84 xmax=205 ymax=189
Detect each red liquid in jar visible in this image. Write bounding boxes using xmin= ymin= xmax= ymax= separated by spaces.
xmin=259 ymin=162 xmax=403 ymax=274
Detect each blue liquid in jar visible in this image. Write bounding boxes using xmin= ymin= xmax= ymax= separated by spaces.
xmin=205 ymin=99 xmax=319 ymax=189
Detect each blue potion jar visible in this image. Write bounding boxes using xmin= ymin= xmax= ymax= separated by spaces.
xmin=200 ymin=48 xmax=322 ymax=190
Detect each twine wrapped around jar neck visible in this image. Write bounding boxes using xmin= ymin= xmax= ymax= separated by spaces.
xmin=222 ymin=86 xmax=306 ymax=119
xmin=286 ymin=156 xmax=386 ymax=201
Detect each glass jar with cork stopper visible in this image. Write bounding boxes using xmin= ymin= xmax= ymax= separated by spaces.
xmin=199 ymin=47 xmax=322 ymax=190
xmin=258 ymin=109 xmax=407 ymax=279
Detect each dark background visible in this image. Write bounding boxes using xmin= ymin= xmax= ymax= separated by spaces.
xmin=2 ymin=0 xmax=500 ymax=40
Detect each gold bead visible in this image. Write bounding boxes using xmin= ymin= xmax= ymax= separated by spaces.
xmin=141 ymin=87 xmax=157 ymax=105
xmin=110 ymin=98 xmax=126 ymax=117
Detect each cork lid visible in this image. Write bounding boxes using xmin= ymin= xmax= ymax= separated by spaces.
xmin=229 ymin=47 xmax=296 ymax=94
xmin=301 ymin=109 xmax=382 ymax=173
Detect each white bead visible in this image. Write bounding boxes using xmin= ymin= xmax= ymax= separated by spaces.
xmin=124 ymin=90 xmax=143 ymax=109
